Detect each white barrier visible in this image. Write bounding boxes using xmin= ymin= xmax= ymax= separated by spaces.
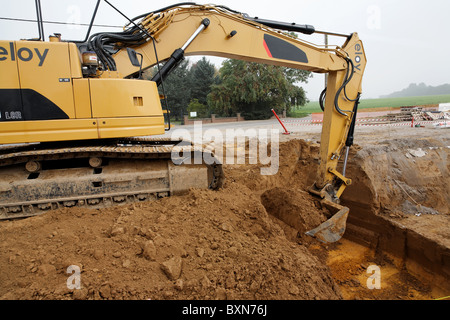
xmin=281 ymin=118 xmax=445 ymax=128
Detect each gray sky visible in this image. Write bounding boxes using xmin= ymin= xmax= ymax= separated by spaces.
xmin=1 ymin=0 xmax=449 ymax=100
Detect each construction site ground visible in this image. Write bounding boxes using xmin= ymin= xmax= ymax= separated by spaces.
xmin=0 ymin=114 xmax=449 ymax=301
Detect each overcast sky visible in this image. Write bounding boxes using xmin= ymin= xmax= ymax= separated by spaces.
xmin=1 ymin=0 xmax=449 ymax=100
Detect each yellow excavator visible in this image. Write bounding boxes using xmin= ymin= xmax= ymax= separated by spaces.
xmin=0 ymin=1 xmax=366 ymax=243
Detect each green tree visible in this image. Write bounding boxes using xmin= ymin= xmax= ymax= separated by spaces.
xmin=145 ymin=57 xmax=219 ymax=121
xmin=145 ymin=59 xmax=191 ymax=121
xmin=188 ymin=57 xmax=218 ymax=107
xmin=187 ymin=98 xmax=210 ymax=118
xmin=207 ymin=59 xmax=310 ymax=120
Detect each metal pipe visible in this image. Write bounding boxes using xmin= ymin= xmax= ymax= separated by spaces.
xmin=271 ymin=109 xmax=290 ymax=135
xmin=70 ymin=0 xmax=101 ymax=43
xmin=152 ymin=19 xmax=210 ymax=86
xmin=314 ymin=30 xmax=351 ymax=38
xmin=181 ymin=19 xmax=209 ymax=50
xmin=35 ymin=0 xmax=44 ymax=41
xmin=342 ymin=146 xmax=350 ymax=176
xmin=243 ymin=15 xmax=315 ymax=35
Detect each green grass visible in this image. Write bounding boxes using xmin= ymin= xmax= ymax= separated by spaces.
xmin=292 ymin=94 xmax=450 ymax=115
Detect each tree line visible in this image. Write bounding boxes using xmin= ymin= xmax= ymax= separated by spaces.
xmin=145 ymin=57 xmax=311 ymax=122
xmin=380 ymin=82 xmax=450 ymax=98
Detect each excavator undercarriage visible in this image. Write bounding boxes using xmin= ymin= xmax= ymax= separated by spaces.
xmin=0 ymin=139 xmax=224 ymax=219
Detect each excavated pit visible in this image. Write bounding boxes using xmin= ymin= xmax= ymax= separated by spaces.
xmin=341 ymin=138 xmax=450 ymax=295
xmin=256 ymin=137 xmax=450 ymax=298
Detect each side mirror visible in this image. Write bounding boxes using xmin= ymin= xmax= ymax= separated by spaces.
xmin=127 ymin=48 xmax=141 ymax=67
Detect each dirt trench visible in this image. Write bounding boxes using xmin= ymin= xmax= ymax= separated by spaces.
xmin=229 ymin=136 xmax=450 ymax=299
xmin=340 ymin=137 xmax=450 ymax=297
xmin=0 ymin=133 xmax=449 ymax=300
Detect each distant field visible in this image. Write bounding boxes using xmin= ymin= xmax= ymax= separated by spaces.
xmin=292 ymin=94 xmax=450 ymax=115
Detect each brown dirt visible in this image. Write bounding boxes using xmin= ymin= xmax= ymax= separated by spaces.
xmin=0 ymin=141 xmax=341 ymax=300
xmin=324 ymin=239 xmax=436 ymax=300
xmin=0 ymin=125 xmax=449 ymax=300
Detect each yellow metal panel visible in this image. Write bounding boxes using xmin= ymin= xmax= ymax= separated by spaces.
xmin=16 ymin=41 xmax=75 ymax=119
xmin=0 ymin=41 xmax=19 ymax=88
xmin=73 ymin=79 xmax=92 ymax=119
xmin=89 ymin=78 xmax=163 ymax=118
xmin=317 ymin=70 xmax=349 ymax=186
xmin=99 ymin=71 xmax=123 ymax=79
xmin=97 ymin=116 xmax=165 ymax=139
xmin=0 ymin=119 xmax=99 ymax=144
xmin=113 ymin=10 xmax=344 ymax=77
xmin=317 ymin=33 xmax=367 ymax=188
xmin=68 ymin=43 xmax=83 ymax=79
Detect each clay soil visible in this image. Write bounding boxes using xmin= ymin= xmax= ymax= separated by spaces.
xmin=0 ymin=123 xmax=449 ymax=301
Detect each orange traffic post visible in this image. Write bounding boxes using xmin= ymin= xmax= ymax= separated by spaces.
xmin=271 ymin=109 xmax=290 ymax=135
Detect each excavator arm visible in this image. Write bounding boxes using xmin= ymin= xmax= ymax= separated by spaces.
xmin=94 ymin=3 xmax=366 ymax=242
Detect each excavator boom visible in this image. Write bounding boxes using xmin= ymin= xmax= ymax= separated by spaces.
xmin=0 ymin=2 xmax=366 ymax=242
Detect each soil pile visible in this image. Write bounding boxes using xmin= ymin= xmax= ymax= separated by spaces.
xmin=261 ymin=188 xmax=328 ymax=243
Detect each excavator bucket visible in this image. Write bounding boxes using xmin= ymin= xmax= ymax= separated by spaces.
xmin=305 ymin=199 xmax=349 ymax=243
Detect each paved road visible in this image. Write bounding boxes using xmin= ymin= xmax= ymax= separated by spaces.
xmin=153 ymin=115 xmax=315 ymax=140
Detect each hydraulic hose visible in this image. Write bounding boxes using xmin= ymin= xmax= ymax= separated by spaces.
xmin=334 ymin=58 xmax=355 ymax=116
